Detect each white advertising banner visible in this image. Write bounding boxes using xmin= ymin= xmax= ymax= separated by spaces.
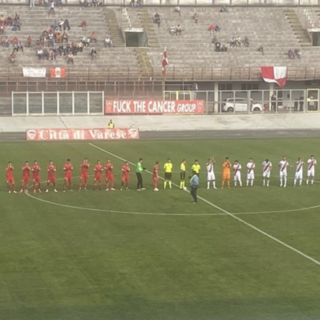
xmin=22 ymin=67 xmax=46 ymax=78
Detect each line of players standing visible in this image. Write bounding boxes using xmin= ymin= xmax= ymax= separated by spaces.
xmin=5 ymin=155 xmax=317 ymax=193
xmin=215 ymin=155 xmax=317 ymax=189
xmin=5 ymin=158 xmax=132 ymax=193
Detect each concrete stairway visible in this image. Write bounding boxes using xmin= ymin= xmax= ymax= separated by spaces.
xmin=104 ymin=8 xmax=125 ymax=47
xmin=135 ymin=47 xmax=153 ymax=77
xmin=284 ymin=8 xmax=312 ymax=47
xmin=136 ymin=8 xmax=160 ymax=48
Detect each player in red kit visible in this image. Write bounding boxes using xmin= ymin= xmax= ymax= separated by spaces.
xmin=20 ymin=161 xmax=31 ymax=193
xmin=153 ymin=161 xmax=159 ymax=191
xmin=120 ymin=161 xmax=130 ymax=190
xmin=93 ymin=160 xmax=103 ymax=190
xmin=105 ymin=159 xmax=115 ymax=191
xmin=63 ymin=158 xmax=73 ymax=192
xmin=31 ymin=160 xmax=41 ymax=193
xmin=79 ymin=158 xmax=90 ymax=191
xmin=46 ymin=160 xmax=58 ymax=192
xmin=6 ymin=161 xmax=17 ymax=193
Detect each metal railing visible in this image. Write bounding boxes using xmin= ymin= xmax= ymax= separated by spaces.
xmin=0 ymin=0 xmax=319 ymax=6
xmin=2 ymin=66 xmax=320 ymax=83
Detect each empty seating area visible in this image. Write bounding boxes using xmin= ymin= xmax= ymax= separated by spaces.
xmin=144 ymin=7 xmax=320 ymax=79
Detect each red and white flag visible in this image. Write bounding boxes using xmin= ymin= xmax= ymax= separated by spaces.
xmin=50 ymin=67 xmax=66 ymax=78
xmin=162 ymin=47 xmax=168 ymax=76
xmin=261 ymin=66 xmax=287 ymax=87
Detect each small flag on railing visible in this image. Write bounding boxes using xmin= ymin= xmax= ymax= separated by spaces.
xmin=50 ymin=67 xmax=66 ymax=78
xmin=162 ymin=47 xmax=168 ymax=76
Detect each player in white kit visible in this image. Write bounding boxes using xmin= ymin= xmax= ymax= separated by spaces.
xmin=246 ymin=158 xmax=255 ymax=187
xmin=306 ymin=155 xmax=317 ymax=185
xmin=206 ymin=157 xmax=217 ymax=189
xmin=294 ymin=157 xmax=304 ymax=187
xmin=233 ymin=160 xmax=242 ymax=187
xmin=261 ymin=159 xmax=272 ymax=187
xmin=279 ymin=156 xmax=289 ymax=187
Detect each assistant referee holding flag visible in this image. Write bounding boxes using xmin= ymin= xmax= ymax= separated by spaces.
xmin=136 ymin=158 xmax=146 ymax=191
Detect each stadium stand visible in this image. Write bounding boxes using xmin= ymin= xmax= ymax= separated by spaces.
xmin=1 ymin=4 xmax=320 ymax=115
xmin=0 ymin=5 xmax=320 ymax=81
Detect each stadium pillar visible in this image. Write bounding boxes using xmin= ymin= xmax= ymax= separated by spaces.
xmin=214 ymin=82 xmax=219 ymax=113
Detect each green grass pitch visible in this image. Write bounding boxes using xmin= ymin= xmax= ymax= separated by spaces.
xmin=1 ymin=138 xmax=320 ymax=320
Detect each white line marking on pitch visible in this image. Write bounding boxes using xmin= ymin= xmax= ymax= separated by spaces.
xmin=89 ymin=142 xmax=320 ymax=267
xmin=25 ymin=193 xmax=225 ymax=216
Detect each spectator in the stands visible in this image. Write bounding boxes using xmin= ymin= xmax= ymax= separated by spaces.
xmin=13 ymin=19 xmax=21 ymax=31
xmin=176 ymin=24 xmax=182 ymax=35
xmin=236 ymin=36 xmax=242 ymax=47
xmin=43 ymin=48 xmax=49 ymax=60
xmin=26 ymin=35 xmax=32 ymax=47
xmin=56 ymin=0 xmax=62 ymax=6
xmin=47 ymin=31 xmax=54 ymax=45
xmin=6 ymin=16 xmax=13 ymax=26
xmin=64 ymin=19 xmax=70 ymax=31
xmin=29 ymin=0 xmax=35 ymax=7
xmin=81 ymin=36 xmax=90 ymax=46
xmin=208 ymin=24 xmax=215 ymax=35
xmin=58 ymin=19 xmax=64 ymax=30
xmin=294 ymin=48 xmax=301 ymax=59
xmin=37 ymin=47 xmax=44 ymax=59
xmin=221 ymin=44 xmax=227 ymax=52
xmin=258 ymin=45 xmax=264 ymax=55
xmin=244 ymin=36 xmax=249 ymax=47
xmin=79 ymin=0 xmax=88 ymax=6
xmin=287 ymin=49 xmax=294 ymax=59
xmin=67 ymin=52 xmax=74 ymax=64
xmin=89 ymin=31 xmax=97 ymax=43
xmin=51 ymin=19 xmax=59 ymax=30
xmin=153 ymin=12 xmax=160 ymax=27
xmin=192 ymin=12 xmax=198 ymax=23
xmin=104 ymin=36 xmax=113 ymax=47
xmin=62 ymin=31 xmax=68 ymax=43
xmin=12 ymin=43 xmax=19 ymax=53
xmin=9 ymin=52 xmax=16 ymax=63
xmin=12 ymin=36 xmax=19 ymax=45
xmin=169 ymin=24 xmax=176 ymax=35
xmin=80 ymin=20 xmax=87 ymax=31
xmin=0 ymin=23 xmax=5 ymax=34
xmin=230 ymin=37 xmax=236 ymax=47
xmin=77 ymin=40 xmax=84 ymax=52
xmin=212 ymin=35 xmax=217 ymax=44
xmin=48 ymin=48 xmax=56 ymax=60
xmin=271 ymin=94 xmax=277 ymax=111
xmin=55 ymin=32 xmax=62 ymax=43
xmin=17 ymin=41 xmax=24 ymax=52
xmin=220 ymin=6 xmax=228 ymax=13
xmin=215 ymin=42 xmax=221 ymax=52
xmin=90 ymin=47 xmax=97 ymax=58
xmin=174 ymin=6 xmax=181 ymax=16
xmin=48 ymin=1 xmax=55 ymax=15
xmin=214 ymin=25 xmax=221 ymax=32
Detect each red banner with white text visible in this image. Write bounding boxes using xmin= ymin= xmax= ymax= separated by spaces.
xmin=105 ymin=99 xmax=204 ymax=114
xmin=26 ymin=128 xmax=139 ymax=141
